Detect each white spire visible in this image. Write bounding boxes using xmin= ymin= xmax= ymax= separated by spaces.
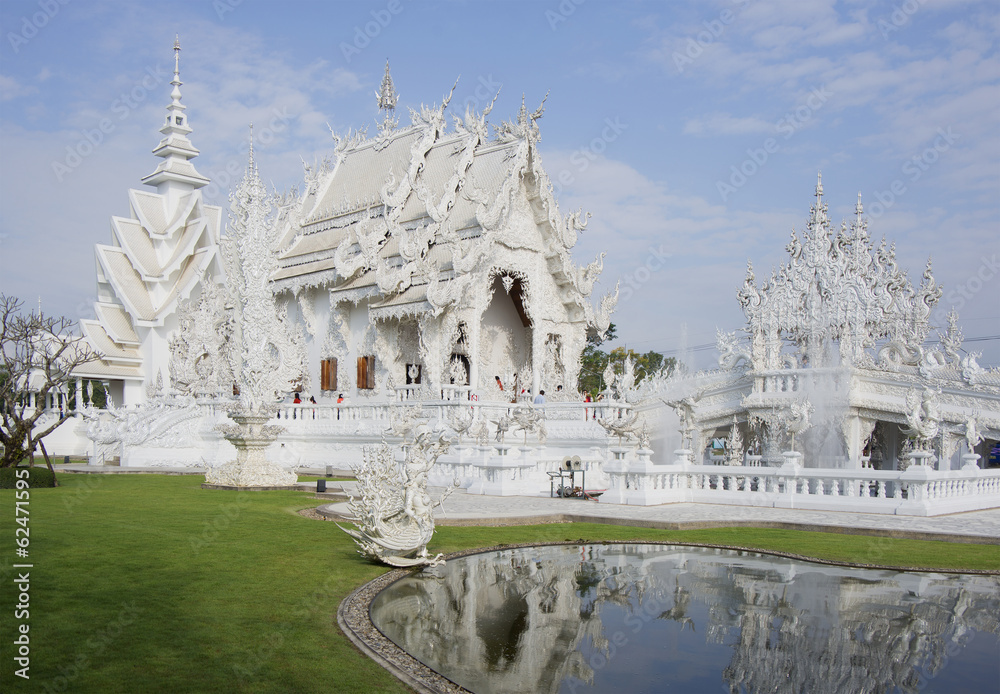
xmin=376 ymin=60 xmax=399 ymax=134
xmin=141 ymin=36 xmax=210 ymax=193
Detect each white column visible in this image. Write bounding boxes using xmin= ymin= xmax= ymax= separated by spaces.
xmin=469 ymin=314 xmax=480 ymax=390
xmin=75 ymin=378 xmax=83 ymax=414
xmin=531 ymin=328 xmax=543 ymax=396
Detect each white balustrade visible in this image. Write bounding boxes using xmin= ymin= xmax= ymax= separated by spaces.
xmin=596 ymin=458 xmax=1000 ymax=515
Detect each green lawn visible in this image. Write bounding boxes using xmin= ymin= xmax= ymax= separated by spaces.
xmin=1 ymin=474 xmax=997 ymax=693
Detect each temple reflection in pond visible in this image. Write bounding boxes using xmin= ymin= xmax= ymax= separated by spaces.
xmin=370 ymin=544 xmax=1000 ymax=694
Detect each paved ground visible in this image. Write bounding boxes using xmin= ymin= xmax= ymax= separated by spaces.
xmin=55 ymin=465 xmax=1000 ymax=543
xmin=322 ymin=483 xmax=1000 ymax=544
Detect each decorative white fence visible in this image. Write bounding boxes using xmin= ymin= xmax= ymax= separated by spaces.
xmin=272 ymin=400 xmax=628 ymax=425
xmin=602 ymin=459 xmax=1000 ymax=516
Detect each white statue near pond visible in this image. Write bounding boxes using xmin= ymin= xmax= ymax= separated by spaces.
xmin=340 ymin=417 xmax=458 ymax=567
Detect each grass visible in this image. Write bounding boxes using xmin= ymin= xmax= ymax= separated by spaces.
xmin=1 ymin=474 xmax=997 ymax=693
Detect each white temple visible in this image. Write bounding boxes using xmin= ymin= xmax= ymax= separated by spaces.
xmin=258 ymin=64 xmax=613 ymax=402
xmin=36 ymin=45 xmax=1000 ymax=516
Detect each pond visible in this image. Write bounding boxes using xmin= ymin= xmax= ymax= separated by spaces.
xmin=369 ymin=544 xmax=1000 ymax=694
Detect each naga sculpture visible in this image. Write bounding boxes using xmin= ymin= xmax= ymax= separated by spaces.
xmin=902 ymin=386 xmax=941 ymax=447
xmin=340 ymin=422 xmax=458 ymax=567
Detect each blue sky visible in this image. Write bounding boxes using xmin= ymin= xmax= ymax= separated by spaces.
xmin=1 ymin=0 xmax=997 ymax=368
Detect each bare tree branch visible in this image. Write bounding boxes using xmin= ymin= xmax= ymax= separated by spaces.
xmin=1 ymin=294 xmax=101 ymax=467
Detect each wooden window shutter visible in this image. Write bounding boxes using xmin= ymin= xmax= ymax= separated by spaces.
xmin=357 ymin=356 xmax=375 ymax=390
xmin=321 ymin=359 xmax=337 ymax=391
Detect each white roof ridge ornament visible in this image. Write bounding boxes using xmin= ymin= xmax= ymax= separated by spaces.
xmin=376 ymin=59 xmax=400 ymax=136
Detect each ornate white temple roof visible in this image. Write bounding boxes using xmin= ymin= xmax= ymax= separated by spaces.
xmin=272 ymin=66 xmax=615 ymax=334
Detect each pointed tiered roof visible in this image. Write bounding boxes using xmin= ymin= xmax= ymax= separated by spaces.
xmin=76 ymin=39 xmax=222 ymax=392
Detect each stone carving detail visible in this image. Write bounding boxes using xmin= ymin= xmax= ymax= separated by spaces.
xmin=83 ymin=398 xmax=202 ymax=462
xmin=738 ymin=178 xmax=943 ymax=370
xmin=903 ymin=387 xmax=941 ymax=448
xmin=598 ymin=410 xmax=642 ymax=447
xmin=169 ymin=282 xmax=234 ymax=396
xmin=206 ymin=142 xmax=299 ymax=487
xmin=340 ymin=417 xmax=457 ymax=567
xmin=717 ymin=329 xmax=751 ymax=371
xmin=965 ymin=413 xmax=984 ymax=452
xmin=727 ymin=417 xmax=744 ymax=466
xmin=510 ymin=406 xmax=547 ymax=445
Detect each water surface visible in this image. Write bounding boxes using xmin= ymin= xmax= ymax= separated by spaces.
xmin=370 ymin=544 xmax=1000 ymax=693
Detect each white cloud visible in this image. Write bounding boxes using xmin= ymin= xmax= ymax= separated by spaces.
xmin=0 ymin=74 xmax=37 ymax=100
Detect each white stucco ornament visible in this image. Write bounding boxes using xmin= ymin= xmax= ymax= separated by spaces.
xmin=340 ymin=418 xmax=458 ymax=567
xmin=205 ymin=135 xmax=299 ymax=487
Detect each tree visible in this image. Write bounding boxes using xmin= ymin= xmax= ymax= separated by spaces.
xmin=1 ymin=295 xmax=100 ymax=470
xmin=579 ymin=323 xmax=616 ymax=396
xmin=578 ymin=324 xmax=677 ymax=397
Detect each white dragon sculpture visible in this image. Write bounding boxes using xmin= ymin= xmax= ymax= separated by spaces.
xmin=339 ymin=423 xmax=458 ymax=567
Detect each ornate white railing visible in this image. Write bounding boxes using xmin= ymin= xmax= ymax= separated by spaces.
xmin=755 ymin=367 xmax=847 ymax=395
xmin=602 ymin=459 xmax=1000 ymax=516
xmin=271 ymin=400 xmax=632 ymax=425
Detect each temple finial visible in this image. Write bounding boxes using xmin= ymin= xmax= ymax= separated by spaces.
xmin=248 ymin=122 xmax=255 ymax=170
xmin=815 ymin=171 xmax=823 ymax=200
xmin=141 ymin=37 xmax=210 ymax=191
xmin=376 ymin=60 xmax=399 ymax=134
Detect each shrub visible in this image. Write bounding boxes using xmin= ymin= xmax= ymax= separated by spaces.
xmin=0 ymin=465 xmax=57 ymax=488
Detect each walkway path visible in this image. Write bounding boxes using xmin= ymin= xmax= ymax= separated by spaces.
xmin=322 ymin=484 xmax=1000 ymax=544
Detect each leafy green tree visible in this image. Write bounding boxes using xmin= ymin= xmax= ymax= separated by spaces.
xmin=577 ymin=324 xmax=676 ymax=397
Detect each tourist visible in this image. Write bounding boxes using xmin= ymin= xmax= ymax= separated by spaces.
xmin=336 ymin=393 xmax=344 ymax=420
xmin=534 ymin=389 xmax=546 ymax=405
xmin=495 ymin=375 xmax=504 ymax=391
